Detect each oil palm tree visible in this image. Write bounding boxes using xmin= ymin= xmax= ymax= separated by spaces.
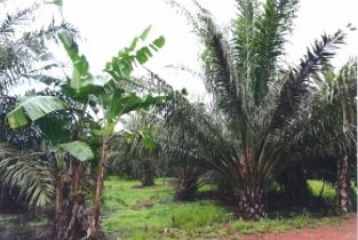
xmin=0 ymin=95 xmax=50 ymax=209
xmin=130 ymin=69 xmax=215 ymax=200
xmin=0 ymin=0 xmax=77 ymax=209
xmin=165 ymin=0 xmax=354 ymax=220
xmin=270 ymin=59 xmax=357 ymax=212
xmin=0 ymin=0 xmax=77 ymax=93
xmin=108 ymin=114 xmax=161 ymax=187
xmin=308 ymin=58 xmax=357 ymax=213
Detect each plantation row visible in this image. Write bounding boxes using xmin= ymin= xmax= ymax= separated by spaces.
xmin=0 ymin=0 xmax=356 ymax=239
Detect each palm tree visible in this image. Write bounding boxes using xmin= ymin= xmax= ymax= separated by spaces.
xmin=131 ymin=69 xmax=215 ymax=200
xmin=0 ymin=0 xmax=77 ymax=93
xmin=272 ymin=59 xmax=357 ymax=212
xmin=165 ymin=0 xmax=354 ymax=220
xmin=108 ymin=114 xmax=160 ymax=187
xmin=0 ymin=0 xmax=78 ymax=209
xmin=309 ymin=58 xmax=357 ymax=213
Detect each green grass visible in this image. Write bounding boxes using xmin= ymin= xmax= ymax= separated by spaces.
xmin=103 ymin=177 xmax=351 ymax=240
xmin=104 ymin=177 xmax=231 ymax=239
xmin=232 ymin=213 xmax=323 ymax=234
xmin=308 ymin=180 xmax=336 ymax=200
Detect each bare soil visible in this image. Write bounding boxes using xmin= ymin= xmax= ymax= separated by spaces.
xmin=231 ymin=216 xmax=356 ymax=240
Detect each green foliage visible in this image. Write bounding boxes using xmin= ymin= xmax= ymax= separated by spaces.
xmin=103 ymin=177 xmax=230 ymax=239
xmin=6 ymin=96 xmax=69 ymax=128
xmin=164 ymin=0 xmax=355 ymax=220
xmin=4 ymin=23 xmax=166 ymax=214
xmin=103 ymin=178 xmax=348 ymax=239
xmin=308 ymin=180 xmax=336 ymax=200
xmin=104 ymin=26 xmax=165 ymax=79
xmin=0 ymin=0 xmax=78 ymax=93
xmin=58 ymin=141 xmax=94 ymax=162
xmin=0 ymin=144 xmax=54 ymax=207
xmin=232 ymin=214 xmax=317 ymax=234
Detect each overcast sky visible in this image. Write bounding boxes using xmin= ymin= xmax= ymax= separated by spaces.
xmin=61 ymin=0 xmax=357 ymax=97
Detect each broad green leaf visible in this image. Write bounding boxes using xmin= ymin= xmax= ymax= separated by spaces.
xmin=7 ymin=96 xmax=69 ymax=128
xmin=136 ymin=47 xmax=151 ymax=64
xmin=58 ymin=32 xmax=91 ymax=92
xmin=153 ymin=36 xmax=165 ymax=48
xmin=140 ymin=25 xmax=152 ymax=41
xmin=105 ymin=90 xmax=165 ymax=121
xmin=58 ymin=31 xmax=79 ymax=59
xmin=61 ymin=77 xmax=107 ymax=103
xmin=58 ymin=141 xmax=94 ymax=162
xmin=104 ymin=29 xmax=165 ymax=80
xmin=127 ymin=38 xmax=138 ymax=52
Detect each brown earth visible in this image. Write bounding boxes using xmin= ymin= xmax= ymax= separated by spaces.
xmin=230 ymin=216 xmax=356 ymax=240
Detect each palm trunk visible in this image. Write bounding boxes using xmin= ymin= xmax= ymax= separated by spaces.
xmin=174 ymin=169 xmax=198 ymax=201
xmin=336 ymin=156 xmax=352 ymax=213
xmin=87 ymin=138 xmax=108 ymax=240
xmin=141 ymin=159 xmax=154 ymax=186
xmin=237 ymin=186 xmax=266 ymax=221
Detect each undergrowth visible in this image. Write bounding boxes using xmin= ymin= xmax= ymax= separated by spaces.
xmin=103 ymin=177 xmax=351 ymax=240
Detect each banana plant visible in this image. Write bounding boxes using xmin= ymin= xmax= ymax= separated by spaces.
xmin=6 ymin=26 xmax=165 ymax=240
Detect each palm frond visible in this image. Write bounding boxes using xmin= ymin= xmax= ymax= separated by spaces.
xmin=0 ymin=5 xmax=37 ymax=33
xmin=271 ymin=28 xmax=349 ymax=130
xmin=0 ymin=1 xmax=78 ymax=93
xmin=164 ymin=0 xmax=200 ymax=32
xmin=0 ymin=144 xmax=54 ymax=207
xmin=272 ymin=57 xmax=357 ymax=174
xmin=232 ymin=0 xmax=259 ymax=100
xmin=252 ymin=0 xmax=298 ymax=105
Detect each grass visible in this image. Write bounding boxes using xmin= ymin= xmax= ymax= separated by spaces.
xmin=103 ymin=177 xmax=231 ymax=239
xmin=308 ymin=180 xmax=336 ymax=200
xmin=103 ymin=177 xmax=351 ymax=240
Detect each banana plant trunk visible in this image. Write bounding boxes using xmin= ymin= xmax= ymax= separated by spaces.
xmin=54 ymin=172 xmax=62 ymax=239
xmin=237 ymin=186 xmax=266 ymax=221
xmin=87 ymin=138 xmax=109 ymax=240
xmin=54 ymin=159 xmax=88 ymax=240
xmin=336 ymin=156 xmax=352 ymax=213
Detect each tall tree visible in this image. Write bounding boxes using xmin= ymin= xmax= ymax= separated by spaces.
xmin=166 ymin=0 xmax=355 ymax=220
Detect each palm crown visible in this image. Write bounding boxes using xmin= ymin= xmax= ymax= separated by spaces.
xmin=159 ymin=0 xmax=356 ymax=220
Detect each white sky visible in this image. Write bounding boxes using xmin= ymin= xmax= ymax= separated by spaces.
xmin=7 ymin=0 xmax=358 ymax=97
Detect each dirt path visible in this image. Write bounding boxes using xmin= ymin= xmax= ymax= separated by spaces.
xmin=233 ymin=216 xmax=356 ymax=240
